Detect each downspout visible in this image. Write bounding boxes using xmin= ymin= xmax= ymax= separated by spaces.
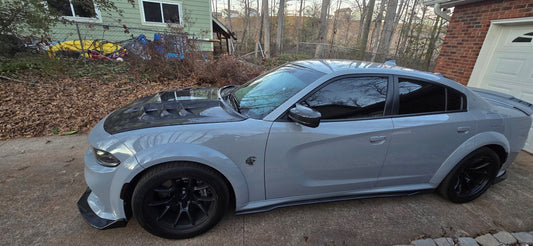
xmin=434 ymin=3 xmax=451 ymax=21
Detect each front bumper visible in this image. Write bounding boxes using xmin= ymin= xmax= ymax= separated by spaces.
xmin=77 ymin=187 xmax=127 ymax=229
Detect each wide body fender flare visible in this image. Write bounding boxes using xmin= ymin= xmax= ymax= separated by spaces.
xmin=118 ymin=143 xmax=250 ymax=212
xmin=429 ymin=131 xmax=510 ymax=187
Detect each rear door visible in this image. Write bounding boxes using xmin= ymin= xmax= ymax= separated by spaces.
xmin=265 ymin=75 xmax=394 ymax=199
xmin=376 ymin=77 xmax=475 ymax=187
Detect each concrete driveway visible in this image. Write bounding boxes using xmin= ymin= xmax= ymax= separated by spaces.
xmin=1 ymin=135 xmax=532 ymax=246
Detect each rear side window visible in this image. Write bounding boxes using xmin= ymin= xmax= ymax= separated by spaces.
xmin=398 ymin=78 xmax=465 ymax=115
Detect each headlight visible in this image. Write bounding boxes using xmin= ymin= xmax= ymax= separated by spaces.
xmin=93 ymin=148 xmax=121 ymax=167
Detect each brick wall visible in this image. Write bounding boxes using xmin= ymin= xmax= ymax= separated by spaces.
xmin=434 ymin=0 xmax=533 ymax=85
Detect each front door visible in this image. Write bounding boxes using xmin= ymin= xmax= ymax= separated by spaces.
xmin=265 ymin=76 xmax=393 ymax=199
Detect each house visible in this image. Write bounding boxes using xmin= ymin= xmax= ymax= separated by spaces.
xmin=46 ymin=0 xmax=234 ymax=53
xmin=427 ymin=0 xmax=533 ymax=152
xmin=334 ymin=8 xmax=352 ymax=19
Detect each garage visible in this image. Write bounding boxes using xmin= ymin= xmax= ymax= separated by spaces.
xmin=428 ymin=0 xmax=533 ymax=152
xmin=468 ymin=19 xmax=533 ymax=152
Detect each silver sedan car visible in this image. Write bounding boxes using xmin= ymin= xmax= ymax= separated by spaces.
xmin=78 ymin=60 xmax=533 ymax=239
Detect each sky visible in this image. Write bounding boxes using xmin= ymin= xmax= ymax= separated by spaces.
xmin=210 ymin=0 xmax=384 ymax=16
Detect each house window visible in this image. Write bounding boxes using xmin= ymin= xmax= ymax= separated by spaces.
xmin=47 ymin=0 xmax=97 ymax=18
xmin=142 ymin=0 xmax=181 ymax=24
xmin=512 ymin=32 xmax=533 ymax=43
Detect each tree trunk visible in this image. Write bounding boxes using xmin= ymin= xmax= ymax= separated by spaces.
xmin=343 ymin=9 xmax=351 ymax=46
xmin=393 ymin=0 xmax=410 ymax=56
xmin=296 ymin=0 xmax=305 ymax=53
xmin=396 ymin=0 xmax=416 ymax=56
xmin=413 ymin=5 xmax=427 ymax=59
xmin=357 ymin=0 xmax=375 ymax=60
xmin=328 ymin=0 xmax=342 ymax=57
xmin=255 ymin=0 xmax=262 ymax=58
xmin=314 ymin=0 xmax=331 ymax=58
xmin=276 ymin=0 xmax=286 ymax=55
xmin=424 ymin=16 xmax=442 ymax=70
xmin=242 ymin=0 xmax=250 ymax=52
xmin=393 ymin=0 xmax=405 ymax=31
xmin=356 ymin=0 xmax=367 ymax=44
xmin=227 ymin=0 xmax=232 ymax=30
xmin=262 ymin=0 xmax=270 ymax=58
xmin=370 ymin=1 xmax=386 ymax=61
xmin=375 ymin=0 xmax=398 ymax=62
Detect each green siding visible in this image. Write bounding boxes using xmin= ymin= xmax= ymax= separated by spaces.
xmin=50 ymin=0 xmax=213 ymax=51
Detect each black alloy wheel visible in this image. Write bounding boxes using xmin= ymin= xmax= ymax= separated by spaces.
xmin=132 ymin=163 xmax=229 ymax=239
xmin=439 ymin=147 xmax=499 ymax=203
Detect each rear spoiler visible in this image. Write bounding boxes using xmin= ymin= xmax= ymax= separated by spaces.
xmin=469 ymin=87 xmax=533 ymax=116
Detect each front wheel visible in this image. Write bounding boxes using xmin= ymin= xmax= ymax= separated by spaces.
xmin=439 ymin=147 xmax=500 ymax=203
xmin=132 ymin=163 xmax=229 ymax=239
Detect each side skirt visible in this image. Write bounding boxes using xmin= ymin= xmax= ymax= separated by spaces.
xmin=235 ymin=189 xmax=434 ymax=215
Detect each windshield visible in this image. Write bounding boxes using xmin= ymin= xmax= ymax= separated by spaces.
xmin=234 ymin=64 xmax=325 ymax=119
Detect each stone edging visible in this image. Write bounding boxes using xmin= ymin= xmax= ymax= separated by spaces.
xmin=395 ymin=231 xmax=533 ymax=246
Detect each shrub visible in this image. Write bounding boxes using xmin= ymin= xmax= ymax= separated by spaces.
xmin=197 ymin=55 xmax=264 ymax=86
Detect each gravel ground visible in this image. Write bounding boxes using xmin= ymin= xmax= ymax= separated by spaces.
xmin=1 ymin=134 xmax=532 ymax=246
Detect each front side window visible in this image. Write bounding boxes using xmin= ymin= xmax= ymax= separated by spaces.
xmin=142 ymin=1 xmax=181 ymax=24
xmin=398 ymin=78 xmax=465 ymax=115
xmin=304 ymin=76 xmax=388 ymax=120
xmin=47 ymin=0 xmax=97 ymax=18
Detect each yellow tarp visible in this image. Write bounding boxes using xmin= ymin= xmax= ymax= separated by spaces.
xmin=48 ymin=40 xmax=123 ymax=58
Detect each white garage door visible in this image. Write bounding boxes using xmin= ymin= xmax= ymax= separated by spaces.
xmin=474 ymin=25 xmax=533 ymax=152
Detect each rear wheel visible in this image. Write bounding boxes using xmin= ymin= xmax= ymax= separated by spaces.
xmin=132 ymin=163 xmax=229 ymax=239
xmin=439 ymin=147 xmax=500 ymax=203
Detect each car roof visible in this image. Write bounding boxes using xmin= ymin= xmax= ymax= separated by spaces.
xmin=291 ymin=59 xmax=442 ymax=81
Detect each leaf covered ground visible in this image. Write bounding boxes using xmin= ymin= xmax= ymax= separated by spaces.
xmin=0 ymin=55 xmax=265 ymax=140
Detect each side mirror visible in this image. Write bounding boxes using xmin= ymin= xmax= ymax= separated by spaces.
xmin=288 ymin=104 xmax=321 ymax=128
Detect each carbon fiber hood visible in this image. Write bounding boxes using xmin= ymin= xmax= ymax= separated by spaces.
xmin=103 ymin=87 xmax=244 ymax=134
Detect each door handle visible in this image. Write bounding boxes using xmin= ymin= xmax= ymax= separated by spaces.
xmin=457 ymin=127 xmax=470 ymax=133
xmin=369 ymin=136 xmax=386 ymax=143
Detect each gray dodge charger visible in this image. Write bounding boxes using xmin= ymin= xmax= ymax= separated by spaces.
xmin=78 ymin=60 xmax=533 ymax=239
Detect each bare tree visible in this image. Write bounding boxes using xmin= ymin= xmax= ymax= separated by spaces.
xmin=357 ymin=0 xmax=375 ymax=60
xmin=396 ymin=0 xmax=417 ymax=56
xmin=314 ymin=0 xmax=331 ymax=58
xmin=424 ymin=16 xmax=443 ymax=70
xmin=227 ymin=0 xmax=232 ymax=30
xmin=262 ymin=0 xmax=271 ymax=58
xmin=276 ymin=0 xmax=286 ymax=54
xmin=355 ymin=0 xmax=367 ymax=42
xmin=343 ymin=7 xmax=352 ymax=46
xmin=370 ymin=1 xmax=386 ymax=61
xmin=328 ymin=0 xmax=343 ymax=57
xmin=375 ymin=0 xmax=398 ymax=62
xmin=296 ymin=0 xmax=305 ymax=53
xmin=239 ymin=0 xmax=252 ymax=51
xmin=255 ymin=0 xmax=263 ymax=58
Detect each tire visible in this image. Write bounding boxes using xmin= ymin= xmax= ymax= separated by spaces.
xmin=132 ymin=162 xmax=229 ymax=239
xmin=438 ymin=147 xmax=500 ymax=203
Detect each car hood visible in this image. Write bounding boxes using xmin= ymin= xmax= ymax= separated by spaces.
xmin=103 ymin=87 xmax=245 ymax=134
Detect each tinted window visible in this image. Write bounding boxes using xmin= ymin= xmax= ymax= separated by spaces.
xmin=399 ymin=79 xmax=445 ymax=114
xmin=447 ymin=88 xmax=464 ymax=111
xmin=398 ymin=78 xmax=465 ymax=115
xmin=304 ymin=77 xmax=388 ymax=120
